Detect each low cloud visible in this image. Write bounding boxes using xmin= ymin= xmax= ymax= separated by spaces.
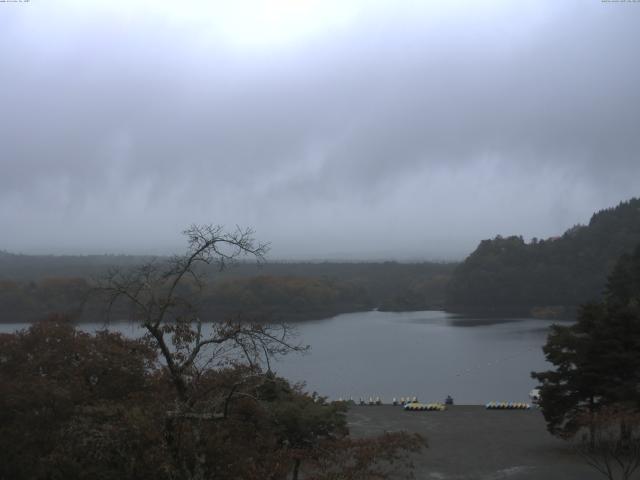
xmin=1 ymin=1 xmax=638 ymax=259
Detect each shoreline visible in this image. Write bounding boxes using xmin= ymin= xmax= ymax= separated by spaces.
xmin=0 ymin=306 xmax=576 ymax=325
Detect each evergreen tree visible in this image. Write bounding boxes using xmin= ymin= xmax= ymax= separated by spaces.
xmin=532 ymin=245 xmax=640 ymax=438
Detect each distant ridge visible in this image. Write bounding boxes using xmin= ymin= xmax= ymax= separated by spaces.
xmin=445 ymin=197 xmax=640 ymax=317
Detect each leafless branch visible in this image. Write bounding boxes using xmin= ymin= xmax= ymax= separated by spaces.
xmin=575 ymin=406 xmax=640 ymax=480
xmin=94 ymin=224 xmax=303 ymax=405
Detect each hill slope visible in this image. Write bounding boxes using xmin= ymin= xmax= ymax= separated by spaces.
xmin=445 ymin=198 xmax=640 ymax=316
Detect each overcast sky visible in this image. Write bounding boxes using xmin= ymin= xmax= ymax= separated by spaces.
xmin=1 ymin=0 xmax=639 ymax=260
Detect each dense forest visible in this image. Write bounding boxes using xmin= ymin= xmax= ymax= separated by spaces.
xmin=446 ymin=198 xmax=640 ymax=317
xmin=0 ymin=255 xmax=454 ymax=323
xmin=3 ymin=198 xmax=639 ymax=322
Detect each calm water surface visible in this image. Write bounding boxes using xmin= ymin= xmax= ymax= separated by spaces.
xmin=276 ymin=310 xmax=563 ymax=404
xmin=1 ymin=310 xmax=566 ymax=404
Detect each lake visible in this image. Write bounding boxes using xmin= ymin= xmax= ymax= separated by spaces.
xmin=0 ymin=310 xmax=565 ymax=404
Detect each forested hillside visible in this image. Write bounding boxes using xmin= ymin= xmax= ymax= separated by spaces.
xmin=0 ymin=256 xmax=454 ymax=323
xmin=7 ymin=198 xmax=637 ymax=322
xmin=446 ymin=198 xmax=640 ymax=316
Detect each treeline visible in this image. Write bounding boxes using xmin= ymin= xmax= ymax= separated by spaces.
xmin=0 ymin=251 xmax=154 ymax=280
xmin=446 ymin=197 xmax=640 ymax=316
xmin=0 ymin=261 xmax=455 ymax=323
xmin=0 ymin=277 xmax=90 ymax=323
xmin=4 ymin=198 xmax=640 ymax=321
xmin=207 ymin=261 xmax=454 ymax=313
xmin=204 ymin=276 xmax=372 ymax=321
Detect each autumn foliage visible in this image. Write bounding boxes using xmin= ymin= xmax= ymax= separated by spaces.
xmin=0 ymin=316 xmax=424 ymax=480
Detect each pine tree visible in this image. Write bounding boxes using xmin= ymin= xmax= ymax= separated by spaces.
xmin=532 ymin=245 xmax=640 ymax=438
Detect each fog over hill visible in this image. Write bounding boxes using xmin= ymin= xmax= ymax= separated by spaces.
xmin=1 ymin=1 xmax=639 ymax=259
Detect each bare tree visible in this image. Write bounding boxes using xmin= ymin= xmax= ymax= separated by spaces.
xmin=97 ymin=224 xmax=306 ymax=402
xmin=575 ymin=406 xmax=640 ymax=480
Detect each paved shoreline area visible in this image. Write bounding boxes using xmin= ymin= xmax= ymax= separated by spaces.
xmin=347 ymin=405 xmax=602 ymax=480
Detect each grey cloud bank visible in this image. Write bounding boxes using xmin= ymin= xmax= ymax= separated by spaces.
xmin=1 ymin=1 xmax=639 ymax=259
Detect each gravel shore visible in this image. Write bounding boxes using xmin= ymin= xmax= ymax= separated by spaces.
xmin=347 ymin=405 xmax=602 ymax=480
